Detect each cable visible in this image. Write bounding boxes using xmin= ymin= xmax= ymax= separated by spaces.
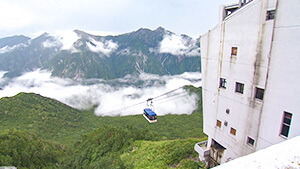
xmin=101 ymin=86 xmax=187 ymax=115
xmin=154 ymin=90 xmax=187 ymax=103
xmin=152 ymin=86 xmax=185 ymax=100
xmin=155 ymin=93 xmax=190 ymax=105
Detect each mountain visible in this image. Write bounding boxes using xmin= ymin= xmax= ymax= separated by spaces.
xmin=0 ymin=92 xmax=88 ymax=144
xmin=0 ymin=87 xmax=206 ymax=168
xmin=0 ymin=129 xmax=65 ymax=168
xmin=0 ymin=35 xmax=30 ymax=48
xmin=0 ymin=86 xmax=204 ymax=144
xmin=0 ymin=33 xmax=60 ymax=77
xmin=0 ymin=27 xmax=200 ymax=79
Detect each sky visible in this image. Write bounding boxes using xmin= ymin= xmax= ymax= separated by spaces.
xmin=0 ymin=0 xmax=238 ymax=39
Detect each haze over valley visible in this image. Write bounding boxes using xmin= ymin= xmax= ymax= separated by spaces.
xmin=0 ymin=69 xmax=201 ymax=116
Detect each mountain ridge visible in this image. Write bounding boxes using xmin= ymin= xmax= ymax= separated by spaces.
xmin=0 ymin=27 xmax=201 ymax=79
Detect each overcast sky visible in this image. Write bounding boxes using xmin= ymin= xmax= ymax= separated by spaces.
xmin=0 ymin=0 xmax=237 ymax=39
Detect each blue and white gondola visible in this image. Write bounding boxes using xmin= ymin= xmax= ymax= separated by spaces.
xmin=143 ymin=108 xmax=157 ymax=123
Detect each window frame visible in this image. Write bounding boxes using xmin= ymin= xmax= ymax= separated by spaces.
xmin=216 ymin=120 xmax=222 ymax=128
xmin=255 ymin=87 xmax=265 ymax=100
xmin=247 ymin=136 xmax=255 ymax=146
xmin=230 ymin=127 xmax=236 ymax=136
xmin=266 ymin=10 xmax=276 ymax=20
xmin=219 ymin=78 xmax=227 ymax=89
xmin=280 ymin=111 xmax=292 ymax=138
xmin=235 ymin=82 xmax=244 ymax=94
xmin=231 ymin=47 xmax=238 ymax=56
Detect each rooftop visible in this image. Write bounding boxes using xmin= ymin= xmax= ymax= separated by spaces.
xmin=213 ymin=136 xmax=300 ymax=169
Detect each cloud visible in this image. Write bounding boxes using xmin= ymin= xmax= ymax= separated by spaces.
xmin=0 ymin=69 xmax=202 ymax=117
xmin=42 ymin=38 xmax=62 ymax=48
xmin=86 ymin=38 xmax=118 ymax=56
xmin=0 ymin=43 xmax=28 ymax=54
xmin=0 ymin=71 xmax=7 ymax=84
xmin=0 ymin=46 xmax=11 ymax=54
xmin=158 ymin=34 xmax=200 ymax=56
xmin=0 ymin=71 xmax=6 ymax=79
xmin=53 ymin=30 xmax=80 ymax=52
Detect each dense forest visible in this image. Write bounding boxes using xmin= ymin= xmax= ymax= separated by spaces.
xmin=0 ymin=86 xmax=207 ymax=168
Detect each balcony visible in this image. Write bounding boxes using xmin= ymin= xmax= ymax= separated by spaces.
xmin=194 ymin=140 xmax=210 ymax=162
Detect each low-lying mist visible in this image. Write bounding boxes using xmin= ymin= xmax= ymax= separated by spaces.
xmin=0 ymin=69 xmax=202 ymax=116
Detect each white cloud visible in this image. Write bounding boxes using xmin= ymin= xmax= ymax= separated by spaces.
xmin=0 ymin=69 xmax=202 ymax=117
xmin=0 ymin=71 xmax=7 ymax=83
xmin=42 ymin=38 xmax=62 ymax=48
xmin=159 ymin=34 xmax=200 ymax=56
xmin=54 ymin=30 xmax=80 ymax=52
xmin=0 ymin=46 xmax=10 ymax=54
xmin=86 ymin=38 xmax=118 ymax=56
xmin=0 ymin=43 xmax=28 ymax=54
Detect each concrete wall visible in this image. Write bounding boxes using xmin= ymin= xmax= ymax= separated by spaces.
xmin=199 ymin=0 xmax=299 ymax=163
xmin=257 ymin=0 xmax=300 ymax=150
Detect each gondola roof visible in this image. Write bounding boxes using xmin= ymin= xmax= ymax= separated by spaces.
xmin=144 ymin=108 xmax=157 ymax=116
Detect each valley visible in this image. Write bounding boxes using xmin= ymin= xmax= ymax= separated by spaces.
xmin=0 ymin=86 xmax=206 ymax=168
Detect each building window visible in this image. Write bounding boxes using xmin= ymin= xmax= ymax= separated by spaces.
xmin=235 ymin=82 xmax=244 ymax=94
xmin=255 ymin=87 xmax=265 ymax=100
xmin=247 ymin=137 xmax=255 ymax=146
xmin=216 ymin=120 xmax=222 ymax=128
xmin=266 ymin=10 xmax=276 ymax=20
xmin=219 ymin=78 xmax=227 ymax=89
xmin=230 ymin=127 xmax=236 ymax=136
xmin=231 ymin=47 xmax=238 ymax=56
xmin=280 ymin=112 xmax=292 ymax=137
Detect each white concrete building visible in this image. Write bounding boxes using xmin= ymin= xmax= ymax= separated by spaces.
xmin=195 ymin=0 xmax=300 ymax=167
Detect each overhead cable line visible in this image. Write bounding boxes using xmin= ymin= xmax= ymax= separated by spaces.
xmin=102 ymin=86 xmax=188 ymax=115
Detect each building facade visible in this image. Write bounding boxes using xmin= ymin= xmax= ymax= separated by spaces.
xmin=195 ymin=0 xmax=300 ymax=167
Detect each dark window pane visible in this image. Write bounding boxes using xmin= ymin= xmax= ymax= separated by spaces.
xmin=255 ymin=87 xmax=264 ymax=100
xmin=235 ymin=82 xmax=244 ymax=94
xmin=219 ymin=78 xmax=227 ymax=89
xmin=284 ymin=112 xmax=292 ymax=119
xmin=247 ymin=137 xmax=255 ymax=146
xmin=283 ymin=117 xmax=291 ymax=125
xmin=281 ymin=125 xmax=290 ymax=137
xmin=266 ymin=10 xmax=276 ymax=20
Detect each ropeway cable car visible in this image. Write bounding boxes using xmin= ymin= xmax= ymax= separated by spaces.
xmin=143 ymin=98 xmax=157 ymax=123
xmin=143 ymin=108 xmax=157 ymax=123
